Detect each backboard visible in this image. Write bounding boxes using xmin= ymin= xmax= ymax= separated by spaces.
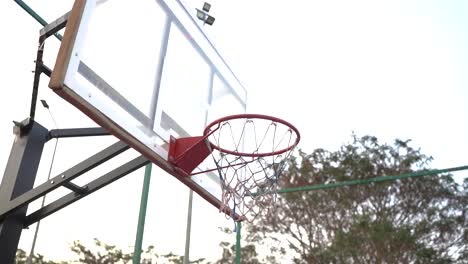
xmin=49 ymin=0 xmax=247 ymax=219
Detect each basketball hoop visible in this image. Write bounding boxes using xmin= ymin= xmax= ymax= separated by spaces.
xmin=168 ymin=114 xmax=300 ymax=221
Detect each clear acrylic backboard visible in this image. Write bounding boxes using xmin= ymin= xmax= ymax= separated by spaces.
xmin=49 ymin=0 xmax=247 ymax=218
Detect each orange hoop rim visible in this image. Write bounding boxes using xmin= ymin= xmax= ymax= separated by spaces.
xmin=203 ymin=114 xmax=300 ymax=157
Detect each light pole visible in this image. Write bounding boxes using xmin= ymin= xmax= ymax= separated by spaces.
xmin=183 ymin=4 xmax=215 ymax=264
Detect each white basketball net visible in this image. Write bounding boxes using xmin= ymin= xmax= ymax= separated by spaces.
xmin=205 ymin=116 xmax=299 ymax=222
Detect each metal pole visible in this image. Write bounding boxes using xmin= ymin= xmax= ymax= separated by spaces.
xmin=13 ymin=0 xmax=63 ymax=41
xmin=133 ymin=164 xmax=153 ymax=264
xmin=276 ymin=165 xmax=468 ymax=194
xmin=183 ymin=190 xmax=194 ymax=264
xmin=0 ymin=119 xmax=48 ymax=263
xmin=235 ymin=222 xmax=242 ymax=264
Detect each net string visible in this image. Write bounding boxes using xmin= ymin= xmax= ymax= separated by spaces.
xmin=207 ymin=118 xmax=298 ymax=222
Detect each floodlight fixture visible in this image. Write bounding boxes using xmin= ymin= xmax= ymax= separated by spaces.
xmin=203 ymin=2 xmax=211 ymax=12
xmin=196 ymin=2 xmax=215 ymax=26
xmin=196 ymin=9 xmax=206 ymax=20
xmin=205 ymin=15 xmax=215 ymax=25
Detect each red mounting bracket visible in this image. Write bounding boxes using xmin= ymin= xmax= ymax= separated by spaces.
xmin=168 ymin=135 xmax=213 ymax=175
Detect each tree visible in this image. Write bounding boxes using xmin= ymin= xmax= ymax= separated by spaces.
xmin=214 ymin=227 xmax=280 ymax=264
xmin=15 ymin=249 xmax=65 ymax=264
xmin=249 ymin=135 xmax=467 ymax=263
xmin=215 ymin=241 xmax=261 ymax=264
xmin=70 ymin=239 xmax=206 ymax=263
xmin=160 ymin=252 xmax=206 ymax=264
xmin=215 ymin=241 xmax=278 ymax=264
xmin=70 ymin=239 xmax=133 ymax=264
xmin=16 ymin=239 xmax=209 ymax=263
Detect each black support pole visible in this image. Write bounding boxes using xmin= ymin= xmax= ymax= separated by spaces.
xmin=0 ymin=119 xmax=48 ymax=263
xmin=48 ymin=127 xmax=110 ymax=139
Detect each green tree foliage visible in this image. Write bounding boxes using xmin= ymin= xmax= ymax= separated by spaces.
xmin=160 ymin=252 xmax=206 ymax=264
xmin=17 ymin=238 xmax=206 ymax=263
xmin=215 ymin=241 xmax=275 ymax=264
xmin=15 ymin=248 xmax=65 ymax=264
xmin=70 ymin=239 xmax=206 ymax=263
xmin=214 ymin=227 xmax=280 ymax=264
xmin=249 ymin=135 xmax=467 ymax=263
xmin=70 ymin=238 xmax=133 ymax=263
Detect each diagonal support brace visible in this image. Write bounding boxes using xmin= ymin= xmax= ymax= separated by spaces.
xmin=62 ymin=182 xmax=87 ymax=194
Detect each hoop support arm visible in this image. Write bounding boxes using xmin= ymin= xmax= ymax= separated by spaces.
xmin=168 ymin=136 xmax=212 ymax=175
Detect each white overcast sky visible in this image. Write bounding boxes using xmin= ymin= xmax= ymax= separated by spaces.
xmin=0 ymin=0 xmax=467 ymax=262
